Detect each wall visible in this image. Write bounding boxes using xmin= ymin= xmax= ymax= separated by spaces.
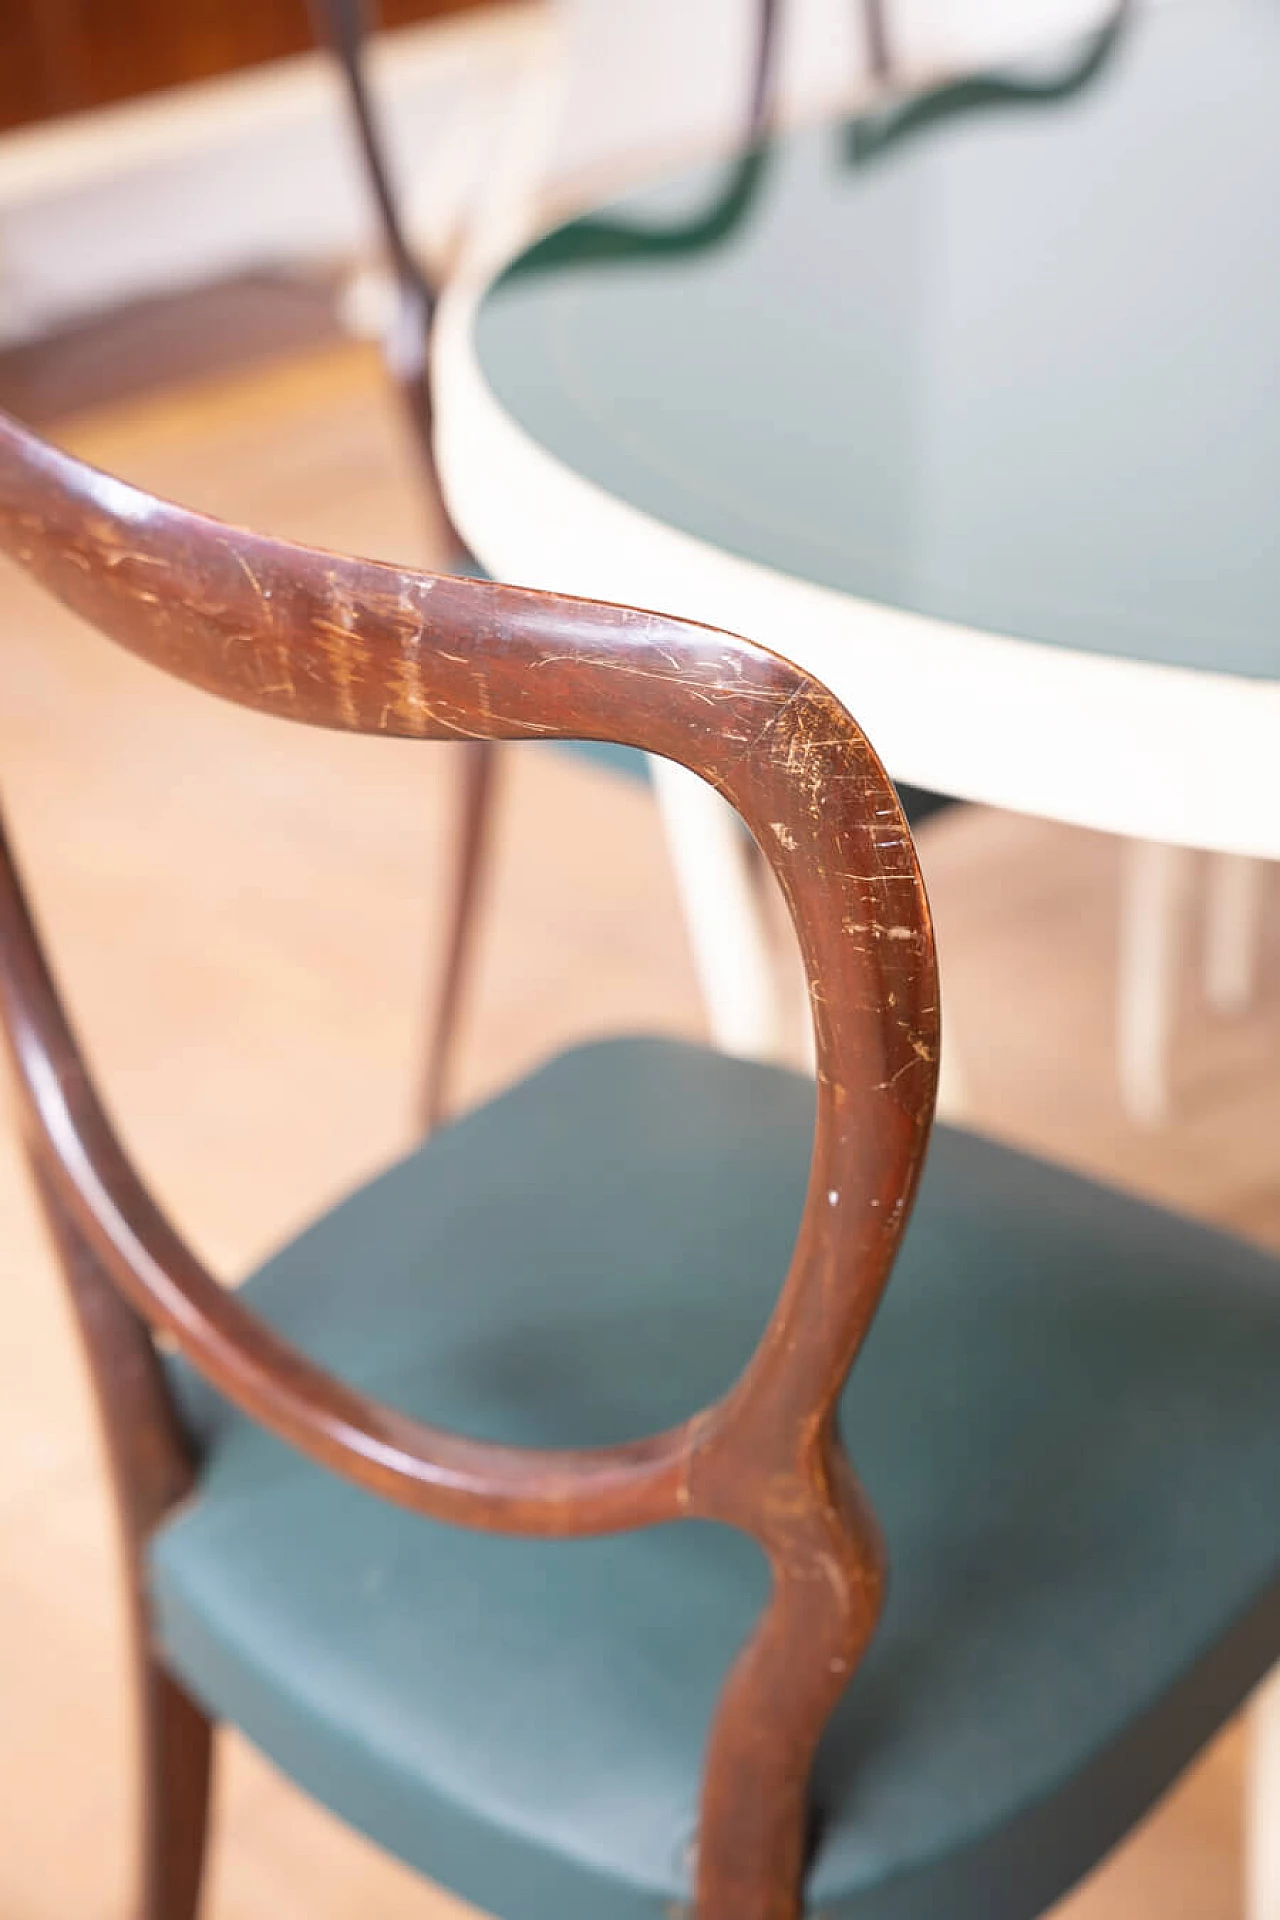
xmin=0 ymin=0 xmax=1121 ymax=345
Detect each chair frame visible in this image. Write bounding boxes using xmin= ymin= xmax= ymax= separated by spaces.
xmin=0 ymin=406 xmax=937 ymax=1920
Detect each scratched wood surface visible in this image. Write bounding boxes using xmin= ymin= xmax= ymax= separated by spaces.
xmin=0 ymin=340 xmax=1275 ymax=1920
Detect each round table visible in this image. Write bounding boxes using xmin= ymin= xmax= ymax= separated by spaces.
xmin=435 ymin=0 xmax=1280 ymax=1093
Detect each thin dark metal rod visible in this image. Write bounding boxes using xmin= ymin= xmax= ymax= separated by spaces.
xmin=309 ymin=0 xmax=471 ymax=567
xmin=750 ymin=0 xmax=784 ymax=134
xmin=310 ymin=0 xmax=433 ymax=309
xmin=862 ymin=0 xmax=892 ymax=80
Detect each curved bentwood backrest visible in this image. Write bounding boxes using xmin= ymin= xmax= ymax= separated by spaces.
xmin=0 ymin=409 xmax=938 ymax=1920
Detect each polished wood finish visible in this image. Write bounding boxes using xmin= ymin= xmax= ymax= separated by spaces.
xmin=0 ymin=404 xmax=937 ymax=1920
xmin=751 ymin=0 xmax=784 ymax=129
xmin=0 ymin=0 xmax=481 ymax=134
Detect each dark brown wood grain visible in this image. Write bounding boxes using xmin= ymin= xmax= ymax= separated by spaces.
xmin=0 ymin=0 xmax=481 ymax=134
xmin=0 ymin=405 xmax=939 ymax=1920
xmin=311 ymin=0 xmax=470 ymax=570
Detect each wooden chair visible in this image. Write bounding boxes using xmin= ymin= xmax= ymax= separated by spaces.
xmin=3 ymin=409 xmax=1280 ymax=1920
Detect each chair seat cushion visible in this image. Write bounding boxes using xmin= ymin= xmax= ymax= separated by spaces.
xmin=150 ymin=1038 xmax=1280 ymax=1920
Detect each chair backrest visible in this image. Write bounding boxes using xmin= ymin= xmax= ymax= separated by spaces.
xmin=306 ymin=0 xmax=790 ymax=569
xmin=0 ymin=407 xmax=938 ymax=1920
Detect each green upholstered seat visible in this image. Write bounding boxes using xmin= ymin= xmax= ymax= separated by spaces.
xmin=150 ymin=1037 xmax=1280 ymax=1920
xmin=555 ymin=738 xmax=649 ymax=782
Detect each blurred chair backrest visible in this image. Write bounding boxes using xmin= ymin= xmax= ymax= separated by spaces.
xmin=0 ymin=406 xmax=937 ymax=1920
xmin=305 ymin=0 xmax=792 ymax=565
xmin=305 ymin=1 xmax=903 ymax=1135
xmin=308 ymin=0 xmax=468 ymax=566
xmin=845 ymin=0 xmax=1129 ymax=165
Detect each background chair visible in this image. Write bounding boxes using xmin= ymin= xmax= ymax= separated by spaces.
xmin=311 ymin=0 xmax=952 ymax=1125
xmin=3 ymin=407 xmax=1280 ymax=1919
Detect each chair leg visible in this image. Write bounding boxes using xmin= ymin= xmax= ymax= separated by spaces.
xmin=749 ymin=0 xmax=784 ymax=132
xmin=862 ymin=0 xmax=892 ymax=78
xmin=30 ymin=1172 xmax=215 ymax=1919
xmin=138 ymin=1657 xmax=215 ymax=1920
xmin=1247 ymin=1663 xmax=1280 ymax=1920
xmin=1204 ymin=851 xmax=1263 ymax=1014
xmin=1116 ymin=837 xmax=1192 ymax=1126
xmin=419 ymin=738 xmax=501 ymax=1130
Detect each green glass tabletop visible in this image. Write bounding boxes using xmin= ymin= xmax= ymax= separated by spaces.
xmin=476 ymin=0 xmax=1280 ymax=682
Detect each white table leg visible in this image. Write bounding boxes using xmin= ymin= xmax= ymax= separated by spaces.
xmin=1205 ymin=852 xmax=1264 ymax=1014
xmin=790 ymin=930 xmax=818 ymax=1075
xmin=1117 ymin=838 xmax=1193 ymax=1127
xmin=648 ymin=755 xmax=782 ymax=1061
xmin=934 ymin=1002 xmax=967 ymax=1123
xmin=649 ymin=757 xmax=970 ymax=1111
xmin=1248 ymin=1663 xmax=1280 ymax=1920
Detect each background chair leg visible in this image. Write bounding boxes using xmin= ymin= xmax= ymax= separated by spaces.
xmin=1204 ymin=851 xmax=1264 ymax=1014
xmin=419 ymin=738 xmax=500 ymax=1130
xmin=1247 ymin=1663 xmax=1280 ymax=1920
xmin=138 ymin=1658 xmax=215 ymax=1920
xmin=861 ymin=0 xmax=892 ymax=78
xmin=649 ymin=755 xmax=782 ymax=1062
xmin=1117 ymin=837 xmax=1192 ymax=1127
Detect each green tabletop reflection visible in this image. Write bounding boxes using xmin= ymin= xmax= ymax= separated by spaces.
xmin=478 ymin=0 xmax=1280 ymax=680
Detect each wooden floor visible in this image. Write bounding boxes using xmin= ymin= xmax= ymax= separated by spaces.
xmin=1 ymin=336 xmax=1277 ymax=1919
